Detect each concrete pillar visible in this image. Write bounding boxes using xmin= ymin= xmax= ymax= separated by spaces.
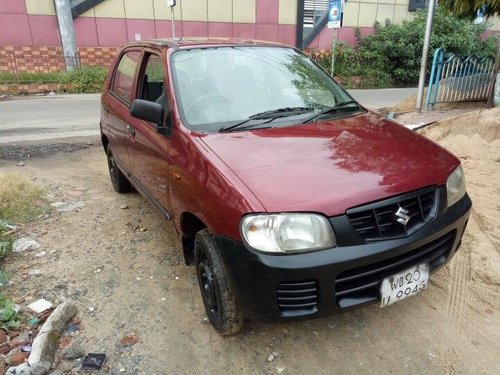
xmin=54 ymin=0 xmax=78 ymax=71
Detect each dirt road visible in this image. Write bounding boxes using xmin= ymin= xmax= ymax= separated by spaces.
xmin=0 ymin=111 xmax=499 ymax=374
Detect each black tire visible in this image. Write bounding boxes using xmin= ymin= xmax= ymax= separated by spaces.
xmin=194 ymin=229 xmax=244 ymax=335
xmin=106 ymin=147 xmax=132 ymax=193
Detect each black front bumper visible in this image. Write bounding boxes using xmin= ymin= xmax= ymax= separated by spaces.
xmin=215 ymin=194 xmax=472 ymax=322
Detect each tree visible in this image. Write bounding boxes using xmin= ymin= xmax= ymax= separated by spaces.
xmin=440 ymin=0 xmax=500 ymax=18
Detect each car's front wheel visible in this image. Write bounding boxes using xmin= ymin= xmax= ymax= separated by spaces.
xmin=194 ymin=229 xmax=244 ymax=335
xmin=106 ymin=147 xmax=132 ymax=193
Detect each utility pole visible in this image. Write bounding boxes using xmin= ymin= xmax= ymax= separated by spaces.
xmin=54 ymin=0 xmax=78 ymax=71
xmin=416 ymin=0 xmax=436 ymax=112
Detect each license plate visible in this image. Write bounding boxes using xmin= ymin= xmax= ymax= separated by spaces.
xmin=380 ymin=263 xmax=429 ymax=307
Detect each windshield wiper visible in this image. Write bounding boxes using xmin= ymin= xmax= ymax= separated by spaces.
xmin=301 ymin=101 xmax=361 ymax=124
xmin=218 ymin=119 xmax=272 ymax=133
xmin=248 ymin=106 xmax=315 ymax=120
xmin=219 ymin=107 xmax=314 ymax=133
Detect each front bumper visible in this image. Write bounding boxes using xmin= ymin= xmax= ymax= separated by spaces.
xmin=215 ymin=193 xmax=472 ymax=322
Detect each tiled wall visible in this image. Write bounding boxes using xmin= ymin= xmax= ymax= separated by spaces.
xmin=0 ymin=0 xmax=297 ymax=47
xmin=0 ymin=46 xmax=118 ymax=73
xmin=0 ymin=0 xmax=498 ymax=50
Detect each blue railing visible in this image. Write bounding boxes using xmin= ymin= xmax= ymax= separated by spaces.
xmin=425 ymin=48 xmax=495 ymax=110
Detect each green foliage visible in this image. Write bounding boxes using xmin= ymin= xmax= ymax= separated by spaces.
xmin=0 ymin=66 xmax=107 ymax=93
xmin=0 ymin=292 xmax=20 ymax=330
xmin=440 ymin=0 xmax=500 ymax=18
xmin=0 ymin=221 xmax=13 ymax=261
xmin=61 ymin=66 xmax=108 ymax=93
xmin=309 ymin=8 xmax=497 ymax=88
xmin=357 ymin=9 xmax=497 ymax=85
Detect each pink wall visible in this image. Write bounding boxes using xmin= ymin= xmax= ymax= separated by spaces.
xmin=308 ymin=27 xmax=375 ymax=50
xmin=0 ymin=0 xmax=298 ymax=48
xmin=0 ymin=0 xmax=27 ymax=14
xmin=256 ymin=0 xmax=278 ymax=24
xmin=0 ymin=14 xmax=33 ymax=46
xmin=0 ymin=10 xmax=372 ymax=50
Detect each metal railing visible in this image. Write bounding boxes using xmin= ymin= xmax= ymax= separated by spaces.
xmin=425 ymin=48 xmax=495 ymax=110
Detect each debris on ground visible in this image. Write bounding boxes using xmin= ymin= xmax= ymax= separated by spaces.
xmin=27 ymin=299 xmax=53 ymax=314
xmin=119 ymin=334 xmax=140 ymax=346
xmin=50 ymin=201 xmax=84 ymax=213
xmin=12 ymin=238 xmax=40 ymax=253
xmin=81 ymin=353 xmax=106 ymax=370
xmin=267 ymin=352 xmax=278 ymax=363
xmin=61 ymin=341 xmax=85 ymax=360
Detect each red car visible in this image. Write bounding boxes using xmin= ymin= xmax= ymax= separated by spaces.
xmin=100 ymin=39 xmax=471 ymax=335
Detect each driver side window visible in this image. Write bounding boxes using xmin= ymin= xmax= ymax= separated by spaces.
xmin=140 ymin=54 xmax=168 ymax=110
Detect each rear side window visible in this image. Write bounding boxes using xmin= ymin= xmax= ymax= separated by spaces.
xmin=111 ymin=50 xmax=141 ymax=105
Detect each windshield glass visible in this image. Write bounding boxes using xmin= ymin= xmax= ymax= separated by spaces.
xmin=171 ymin=46 xmax=354 ymax=132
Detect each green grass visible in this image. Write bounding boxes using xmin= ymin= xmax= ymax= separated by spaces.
xmin=0 ymin=65 xmax=108 ymax=93
xmin=0 ymin=175 xmax=47 ymax=330
xmin=0 ymin=174 xmax=47 ymax=224
xmin=0 ymin=222 xmax=12 ymax=261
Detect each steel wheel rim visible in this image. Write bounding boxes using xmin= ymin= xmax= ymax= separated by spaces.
xmin=199 ymin=254 xmax=219 ymax=322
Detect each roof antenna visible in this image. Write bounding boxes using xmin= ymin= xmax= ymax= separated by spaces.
xmin=167 ymin=0 xmax=177 ymax=40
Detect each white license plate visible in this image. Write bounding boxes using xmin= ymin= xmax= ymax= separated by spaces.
xmin=380 ymin=263 xmax=429 ymax=307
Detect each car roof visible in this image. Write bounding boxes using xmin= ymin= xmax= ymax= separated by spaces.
xmin=124 ymin=38 xmax=289 ymax=50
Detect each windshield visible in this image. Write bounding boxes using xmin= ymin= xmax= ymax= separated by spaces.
xmin=171 ymin=46 xmax=355 ymax=132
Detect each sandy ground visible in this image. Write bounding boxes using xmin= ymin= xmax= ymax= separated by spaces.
xmin=0 ymin=109 xmax=499 ymax=374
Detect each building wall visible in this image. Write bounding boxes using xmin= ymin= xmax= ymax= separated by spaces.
xmin=0 ymin=0 xmax=297 ymax=47
xmin=0 ymin=0 xmax=498 ymax=50
xmin=310 ymin=0 xmax=414 ymax=49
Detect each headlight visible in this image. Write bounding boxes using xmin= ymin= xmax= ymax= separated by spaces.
xmin=446 ymin=165 xmax=466 ymax=207
xmin=241 ymin=213 xmax=336 ymax=253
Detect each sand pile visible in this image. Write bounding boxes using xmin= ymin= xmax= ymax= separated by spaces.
xmin=418 ymin=107 xmax=500 ymax=287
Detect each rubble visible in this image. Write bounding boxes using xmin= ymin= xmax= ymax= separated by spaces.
xmin=28 ymin=302 xmax=77 ymax=375
xmin=50 ymin=202 xmax=84 ymax=213
xmin=12 ymin=239 xmax=40 ymax=253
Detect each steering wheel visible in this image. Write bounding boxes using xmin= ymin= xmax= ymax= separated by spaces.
xmin=186 ymin=94 xmax=230 ymax=115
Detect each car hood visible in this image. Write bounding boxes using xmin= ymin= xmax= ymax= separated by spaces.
xmin=200 ymin=112 xmax=459 ymax=217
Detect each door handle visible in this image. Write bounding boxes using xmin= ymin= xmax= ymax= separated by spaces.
xmin=126 ymin=125 xmax=136 ymax=136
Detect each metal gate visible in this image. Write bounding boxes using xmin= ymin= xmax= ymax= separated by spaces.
xmin=425 ymin=48 xmax=496 ymax=110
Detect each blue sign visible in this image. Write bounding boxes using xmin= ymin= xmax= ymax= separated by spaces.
xmin=328 ymin=0 xmax=342 ymax=29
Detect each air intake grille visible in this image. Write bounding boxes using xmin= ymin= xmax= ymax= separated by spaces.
xmin=334 ymin=231 xmax=455 ymax=309
xmin=277 ymin=280 xmax=318 ymax=316
xmin=347 ymin=187 xmax=438 ymax=241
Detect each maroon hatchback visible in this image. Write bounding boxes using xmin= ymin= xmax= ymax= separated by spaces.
xmin=100 ymin=39 xmax=471 ymax=335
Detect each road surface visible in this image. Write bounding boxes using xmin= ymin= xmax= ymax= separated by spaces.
xmin=0 ymin=88 xmax=416 ymax=144
xmin=0 ymin=94 xmax=100 ymax=144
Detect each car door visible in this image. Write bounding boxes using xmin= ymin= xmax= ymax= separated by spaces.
xmin=127 ymin=49 xmax=172 ymax=217
xmin=102 ymin=49 xmax=142 ymax=173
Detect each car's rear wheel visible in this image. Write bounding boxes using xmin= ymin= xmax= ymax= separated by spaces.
xmin=194 ymin=229 xmax=244 ymax=335
xmin=106 ymin=147 xmax=132 ymax=193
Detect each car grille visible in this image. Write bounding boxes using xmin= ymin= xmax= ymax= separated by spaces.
xmin=334 ymin=231 xmax=455 ymax=309
xmin=347 ymin=187 xmax=438 ymax=241
xmin=277 ymin=280 xmax=318 ymax=316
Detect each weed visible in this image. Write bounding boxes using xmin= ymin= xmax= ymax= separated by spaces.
xmin=0 ymin=292 xmax=20 ymax=330
xmin=0 ymin=65 xmax=107 ymax=93
xmin=0 ymin=174 xmax=47 ymax=224
xmin=0 ymin=220 xmax=13 ymax=260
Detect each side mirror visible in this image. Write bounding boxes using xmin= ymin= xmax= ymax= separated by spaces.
xmin=130 ymin=99 xmax=169 ymax=135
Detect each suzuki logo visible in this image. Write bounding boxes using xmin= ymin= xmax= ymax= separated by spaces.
xmin=394 ymin=207 xmax=411 ymax=226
